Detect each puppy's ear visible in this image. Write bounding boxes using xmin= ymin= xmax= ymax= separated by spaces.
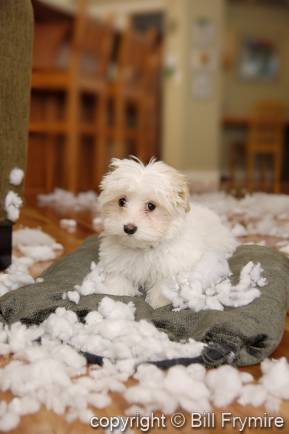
xmin=177 ymin=182 xmax=190 ymax=213
xmin=178 ymin=181 xmax=190 ymax=212
xmin=107 ymin=158 xmax=121 ymax=173
xmin=99 ymin=158 xmax=121 ymax=192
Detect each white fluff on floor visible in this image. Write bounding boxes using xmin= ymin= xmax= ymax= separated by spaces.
xmin=5 ymin=191 xmax=23 ymax=222
xmin=0 ymin=257 xmax=34 ymax=297
xmin=13 ymin=228 xmax=63 ymax=262
xmin=0 ymin=228 xmax=64 ymax=297
xmin=69 ymin=255 xmax=265 ymax=312
xmin=38 ymin=189 xmax=99 ymax=212
xmin=1 ymin=297 xmax=289 ymax=431
xmin=0 ymin=277 xmax=288 ymax=429
xmin=60 ymin=219 xmax=77 ymax=232
xmin=9 ymin=168 xmax=24 ymax=186
xmin=192 ymin=192 xmax=289 ymax=239
xmin=125 ymin=357 xmax=289 ymax=416
xmin=0 ymin=298 xmax=203 ymax=431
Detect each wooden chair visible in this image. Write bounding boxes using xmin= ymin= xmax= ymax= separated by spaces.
xmin=107 ymin=24 xmax=158 ymax=161
xmin=138 ymin=45 xmax=162 ymax=161
xmin=246 ymin=100 xmax=286 ymax=193
xmin=30 ymin=0 xmax=115 ymax=192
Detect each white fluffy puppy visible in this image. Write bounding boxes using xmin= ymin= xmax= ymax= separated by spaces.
xmin=98 ymin=158 xmax=236 ymax=308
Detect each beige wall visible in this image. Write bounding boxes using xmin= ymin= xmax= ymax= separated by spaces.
xmin=221 ymin=2 xmax=289 ymax=176
xmin=163 ymin=0 xmax=224 ymax=185
xmin=223 ymin=2 xmax=289 ymax=115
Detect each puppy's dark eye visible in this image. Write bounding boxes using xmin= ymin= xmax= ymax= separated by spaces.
xmin=146 ymin=202 xmax=156 ymax=212
xmin=118 ymin=197 xmax=127 ymax=207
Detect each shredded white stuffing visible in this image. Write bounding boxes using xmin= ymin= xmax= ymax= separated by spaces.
xmin=0 ymin=228 xmax=63 ymax=297
xmin=0 ymin=298 xmax=204 ymax=429
xmin=13 ymin=227 xmax=59 ymax=248
xmin=163 ymin=256 xmax=265 ymax=311
xmin=0 ymin=257 xmax=35 ymax=298
xmin=0 ymin=272 xmax=288 ymax=428
xmin=60 ymin=219 xmax=77 ymax=232
xmin=13 ymin=228 xmax=63 ymax=262
xmin=9 ymin=168 xmax=24 ymax=186
xmin=38 ymin=189 xmax=99 ymax=212
xmin=72 ymin=256 xmax=265 ymax=312
xmin=66 ymin=290 xmax=80 ymax=304
xmin=44 ymin=299 xmax=204 ymax=363
xmin=124 ymin=357 xmax=289 ymax=415
xmin=5 ymin=191 xmax=23 ymax=222
xmin=192 ymin=192 xmax=289 ymax=239
xmin=92 ymin=216 xmax=103 ymax=228
xmin=231 ymin=223 xmax=248 ymax=237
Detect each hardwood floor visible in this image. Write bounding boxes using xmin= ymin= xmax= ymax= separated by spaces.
xmin=2 ymin=203 xmax=289 ymax=434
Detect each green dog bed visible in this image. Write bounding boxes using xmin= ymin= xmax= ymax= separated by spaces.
xmin=0 ymin=236 xmax=289 ymax=368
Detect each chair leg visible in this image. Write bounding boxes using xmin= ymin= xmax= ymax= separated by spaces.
xmin=246 ymin=150 xmax=255 ymax=192
xmin=95 ymin=93 xmax=108 ymax=189
xmin=273 ymin=151 xmax=282 ymax=193
xmin=136 ymin=101 xmax=147 ymax=162
xmin=66 ymin=88 xmax=80 ymax=193
xmin=45 ymin=135 xmax=55 ymax=193
xmin=229 ymin=144 xmax=236 ymax=191
xmin=148 ymin=101 xmax=158 ymax=160
xmin=114 ymin=94 xmax=126 ymax=158
xmin=44 ymin=96 xmax=58 ymax=193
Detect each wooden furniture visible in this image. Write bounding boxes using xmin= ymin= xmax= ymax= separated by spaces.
xmin=107 ymin=23 xmax=159 ymax=161
xmin=138 ymin=44 xmax=162 ymax=161
xmin=227 ymin=102 xmax=286 ymax=193
xmin=246 ymin=101 xmax=286 ymax=193
xmin=29 ymin=0 xmax=115 ymax=193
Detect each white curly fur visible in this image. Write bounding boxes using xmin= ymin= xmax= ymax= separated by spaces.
xmin=98 ymin=158 xmax=237 ymax=308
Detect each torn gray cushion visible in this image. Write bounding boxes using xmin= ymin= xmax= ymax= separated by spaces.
xmin=0 ymin=236 xmax=289 ymax=367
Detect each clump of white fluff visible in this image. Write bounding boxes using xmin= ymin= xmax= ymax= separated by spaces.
xmin=0 ymin=256 xmax=35 ymax=297
xmin=13 ymin=228 xmax=63 ymax=262
xmin=9 ymin=168 xmax=24 ymax=186
xmin=72 ymin=255 xmax=265 ymax=312
xmin=0 ymin=228 xmax=64 ymax=297
xmin=162 ymin=254 xmax=266 ymax=311
xmin=38 ymin=189 xmax=99 ymax=212
xmin=1 ymin=297 xmax=289 ymax=429
xmin=5 ymin=191 xmax=23 ymax=222
xmin=45 ymin=299 xmax=204 ymax=363
xmin=192 ymin=192 xmax=289 ymax=240
xmin=125 ymin=357 xmax=289 ymax=415
xmin=74 ymin=261 xmax=107 ymax=296
xmin=60 ymin=219 xmax=77 ymax=232
xmin=125 ymin=364 xmax=211 ymax=415
xmin=0 ymin=298 xmax=204 ymax=430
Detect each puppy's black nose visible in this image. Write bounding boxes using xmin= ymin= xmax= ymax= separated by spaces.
xmin=124 ymin=224 xmax=137 ymax=235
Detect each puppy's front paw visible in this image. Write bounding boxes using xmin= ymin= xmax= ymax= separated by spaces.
xmin=146 ymin=286 xmax=171 ymax=309
xmin=103 ymin=275 xmax=139 ymax=297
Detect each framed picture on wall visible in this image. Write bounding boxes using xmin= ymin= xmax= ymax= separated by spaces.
xmin=238 ymin=37 xmax=279 ymax=80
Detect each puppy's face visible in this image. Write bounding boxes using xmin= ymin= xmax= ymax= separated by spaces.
xmin=99 ymin=158 xmax=190 ymax=249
